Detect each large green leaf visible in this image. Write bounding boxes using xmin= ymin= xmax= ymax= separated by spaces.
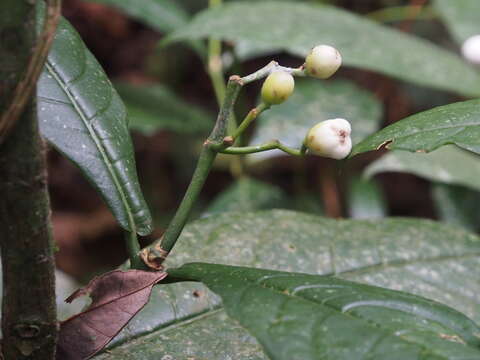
xmin=364 ymin=145 xmax=480 ymax=192
xmin=165 ymin=1 xmax=480 ymax=96
xmin=94 ymin=210 xmax=480 ymax=359
xmin=86 ymin=0 xmax=188 ymax=33
xmin=248 ymin=79 xmax=381 ymax=161
xmin=115 ymin=83 xmax=212 ymax=135
xmin=169 ymin=263 xmax=480 ymax=360
xmin=37 ymin=14 xmax=152 ymax=235
xmin=351 ymin=99 xmax=480 ymax=157
xmin=434 ymin=0 xmax=480 ymax=44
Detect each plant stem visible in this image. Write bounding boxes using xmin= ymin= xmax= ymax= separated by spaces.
xmin=0 ymin=1 xmax=58 ymax=358
xmin=125 ymin=230 xmax=143 ymax=268
xmin=220 ymin=141 xmax=304 ymax=156
xmin=206 ymin=0 xmax=245 ymax=177
xmin=140 ymin=76 xmax=243 ymax=270
xmin=230 ymin=102 xmax=269 ymax=140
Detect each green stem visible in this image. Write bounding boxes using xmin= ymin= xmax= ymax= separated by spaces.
xmin=125 ymin=230 xmax=142 ymax=268
xmin=206 ymin=0 xmax=244 ymax=177
xmin=140 ymin=76 xmax=243 ymax=269
xmin=220 ymin=141 xmax=304 ymax=157
xmin=230 ymin=102 xmax=269 ymax=140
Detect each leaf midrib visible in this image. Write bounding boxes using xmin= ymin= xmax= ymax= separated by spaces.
xmin=45 ymin=60 xmax=136 ymax=234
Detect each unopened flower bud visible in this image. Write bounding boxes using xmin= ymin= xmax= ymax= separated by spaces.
xmin=462 ymin=34 xmax=480 ymax=65
xmin=305 ymin=45 xmax=342 ymax=79
xmin=261 ymin=71 xmax=295 ymax=105
xmin=305 ymin=118 xmax=352 ymax=159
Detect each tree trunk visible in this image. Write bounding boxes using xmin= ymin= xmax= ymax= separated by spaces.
xmin=0 ymin=1 xmax=58 ymax=359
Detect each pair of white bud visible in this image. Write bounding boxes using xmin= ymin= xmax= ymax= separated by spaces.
xmin=260 ymin=45 xmax=351 ymax=159
xmin=260 ymin=45 xmax=342 ymax=105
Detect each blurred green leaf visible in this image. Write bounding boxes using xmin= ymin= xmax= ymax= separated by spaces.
xmin=248 ymin=79 xmax=381 ymax=161
xmin=86 ymin=0 xmax=188 ymax=33
xmin=432 ymin=183 xmax=480 ymax=232
xmin=169 ymin=262 xmax=480 ymax=360
xmin=165 ymin=1 xmax=480 ymax=96
xmin=115 ymin=83 xmax=212 ymax=135
xmin=204 ymin=177 xmax=288 ymax=216
xmin=364 ymin=145 xmax=480 ymax=192
xmin=347 ymin=177 xmax=386 ymax=219
xmin=96 ymin=210 xmax=480 ymax=358
xmin=351 ymin=99 xmax=480 ymax=157
xmin=434 ymin=0 xmax=480 ymax=44
xmin=37 ymin=13 xmax=152 ymax=235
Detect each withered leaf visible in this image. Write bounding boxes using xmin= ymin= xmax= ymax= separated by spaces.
xmin=56 ymin=270 xmax=167 ymax=360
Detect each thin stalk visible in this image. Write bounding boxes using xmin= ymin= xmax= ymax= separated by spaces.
xmin=140 ymin=76 xmax=243 ymax=270
xmin=220 ymin=141 xmax=304 ymax=157
xmin=207 ymin=0 xmax=244 ymax=176
xmin=230 ymin=102 xmax=269 ymax=141
xmin=124 ymin=230 xmax=142 ymax=269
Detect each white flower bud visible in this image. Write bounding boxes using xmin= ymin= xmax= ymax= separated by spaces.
xmin=305 ymin=45 xmax=342 ymax=79
xmin=261 ymin=71 xmax=295 ymax=105
xmin=305 ymin=118 xmax=352 ymax=160
xmin=462 ymin=34 xmax=480 ymax=65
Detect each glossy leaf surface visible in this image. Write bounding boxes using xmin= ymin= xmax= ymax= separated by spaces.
xmin=166 ymin=1 xmax=480 ymax=96
xmin=169 ymin=262 xmax=480 ymax=360
xmin=248 ymin=79 xmax=381 ymax=161
xmin=115 ymin=83 xmax=212 ymax=135
xmin=364 ymin=145 xmax=480 ymax=192
xmin=434 ymin=0 xmax=480 ymax=44
xmin=95 ymin=210 xmax=480 ymax=359
xmin=37 ymin=16 xmax=152 ymax=235
xmin=351 ymin=99 xmax=480 ymax=157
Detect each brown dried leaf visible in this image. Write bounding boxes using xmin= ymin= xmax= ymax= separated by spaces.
xmin=56 ymin=270 xmax=167 ymax=360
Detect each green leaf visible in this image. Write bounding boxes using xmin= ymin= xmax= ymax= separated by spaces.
xmin=347 ymin=177 xmax=386 ymax=219
xmin=434 ymin=0 xmax=480 ymax=44
xmin=204 ymin=177 xmax=288 ymax=216
xmin=166 ymin=1 xmax=480 ymax=96
xmin=169 ymin=262 xmax=480 ymax=360
xmin=364 ymin=145 xmax=480 ymax=192
xmin=95 ymin=210 xmax=480 ymax=359
xmin=115 ymin=83 xmax=212 ymax=135
xmin=432 ymin=184 xmax=480 ymax=232
xmin=248 ymin=79 xmax=381 ymax=161
xmin=351 ymin=99 xmax=480 ymax=157
xmin=86 ymin=0 xmax=189 ymax=33
xmin=37 ymin=14 xmax=152 ymax=235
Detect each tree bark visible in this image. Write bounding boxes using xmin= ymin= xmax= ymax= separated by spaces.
xmin=0 ymin=1 xmax=58 ymax=359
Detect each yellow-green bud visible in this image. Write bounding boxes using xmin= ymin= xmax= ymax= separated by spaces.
xmin=261 ymin=71 xmax=295 ymax=105
xmin=305 ymin=45 xmax=342 ymax=79
xmin=305 ymin=118 xmax=352 ymax=159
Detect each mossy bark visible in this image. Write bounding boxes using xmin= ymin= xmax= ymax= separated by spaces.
xmin=0 ymin=0 xmax=58 ymax=358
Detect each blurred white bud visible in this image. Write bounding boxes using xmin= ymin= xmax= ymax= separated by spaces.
xmin=261 ymin=71 xmax=295 ymax=105
xmin=305 ymin=45 xmax=342 ymax=79
xmin=305 ymin=118 xmax=352 ymax=160
xmin=462 ymin=34 xmax=480 ymax=65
